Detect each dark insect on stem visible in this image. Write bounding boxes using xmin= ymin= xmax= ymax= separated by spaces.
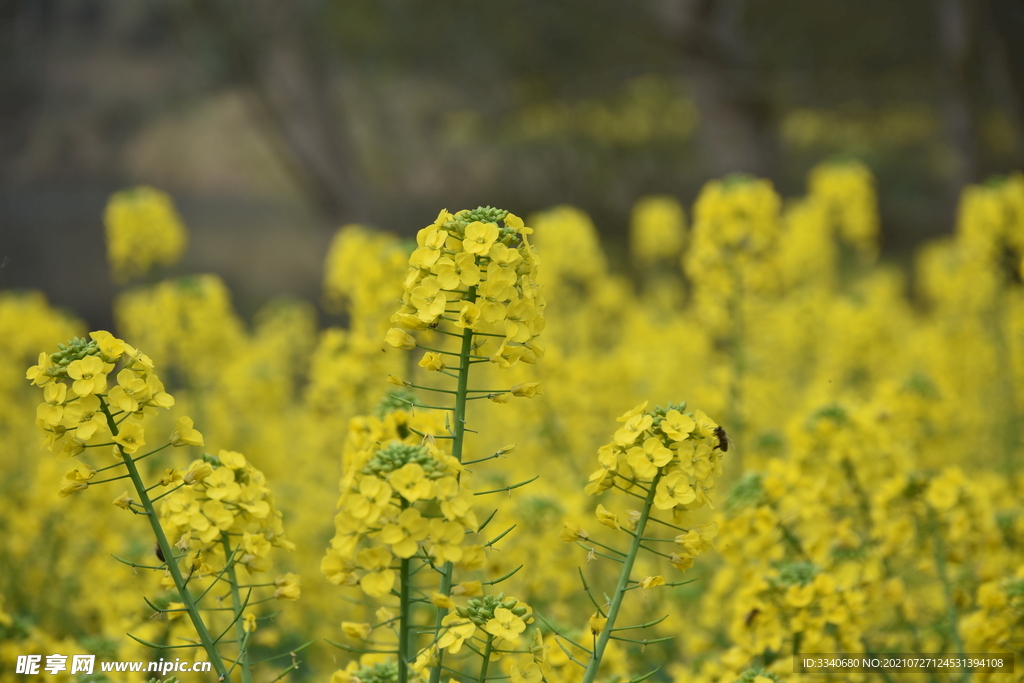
xmin=155 ymin=544 xmax=165 ymax=563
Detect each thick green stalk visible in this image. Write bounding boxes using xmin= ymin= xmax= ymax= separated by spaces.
xmin=985 ymin=299 xmax=1019 ymax=477
xmin=98 ymin=399 xmax=231 ymax=681
xmin=398 ymin=496 xmax=413 ymax=683
xmin=451 ymin=287 xmax=478 ymax=464
xmin=477 ymin=635 xmax=493 ymax=683
xmin=581 ymin=472 xmax=663 ymax=683
xmin=398 ymin=557 xmax=412 ymax=683
xmin=221 ymin=535 xmax=252 ymax=683
xmin=928 ymin=508 xmax=969 ymax=683
xmin=726 ymin=261 xmax=745 ymax=472
xmin=429 ymin=287 xmax=476 ymax=683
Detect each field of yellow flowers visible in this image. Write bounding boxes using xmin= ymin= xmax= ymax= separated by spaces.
xmin=1 ymin=163 xmax=1022 ymax=683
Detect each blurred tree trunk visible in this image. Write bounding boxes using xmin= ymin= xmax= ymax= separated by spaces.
xmin=936 ymin=0 xmax=983 ymax=188
xmin=0 ymin=0 xmax=45 ymax=182
xmin=648 ymin=0 xmax=776 ymax=179
xmin=187 ymin=0 xmax=367 ymax=224
xmin=985 ymin=0 xmax=1024 ymax=165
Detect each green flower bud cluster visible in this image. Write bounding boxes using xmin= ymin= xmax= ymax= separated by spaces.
xmin=830 ymin=546 xmax=868 ymax=562
xmin=724 ymin=473 xmax=765 ymax=512
xmin=374 ymin=388 xmax=418 ymax=418
xmin=439 ymin=206 xmax=521 ymax=243
xmin=734 ymin=668 xmax=782 ymax=683
xmin=457 ymin=206 xmax=510 ymax=225
xmin=362 ymin=442 xmax=446 ymax=479
xmin=454 ymin=592 xmax=528 ymax=626
xmin=47 ymin=337 xmax=102 ymax=377
xmin=806 ymin=404 xmax=849 ymax=429
xmin=901 ymin=473 xmax=929 ymax=500
xmin=722 ymin=173 xmax=756 ymax=191
xmin=352 ymin=661 xmax=398 ymax=683
xmin=647 ymin=401 xmax=688 ymax=430
xmin=773 ymin=561 xmax=820 ymax=587
xmin=515 ymin=495 xmax=564 ymax=530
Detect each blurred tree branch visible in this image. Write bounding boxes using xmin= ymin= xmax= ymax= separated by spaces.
xmin=0 ymin=0 xmax=44 ymax=180
xmin=985 ymin=0 xmax=1024 ymax=161
xmin=936 ymin=0 xmax=983 ymax=187
xmin=647 ymin=0 xmax=777 ymax=178
xmin=183 ymin=0 xmax=368 ymax=224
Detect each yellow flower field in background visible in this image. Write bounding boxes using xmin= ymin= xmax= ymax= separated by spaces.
xmin=1 ymin=161 xmax=1022 ymax=683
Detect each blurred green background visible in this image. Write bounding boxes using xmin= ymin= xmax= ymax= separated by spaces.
xmin=2 ymin=0 xmax=1023 ymax=326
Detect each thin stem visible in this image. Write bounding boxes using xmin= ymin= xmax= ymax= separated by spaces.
xmin=778 ymin=521 xmax=810 ymax=560
xmin=151 ymin=482 xmax=187 ymax=503
xmin=462 ymin=451 xmax=506 ymax=466
xmin=610 ymin=615 xmax=669 ymax=632
xmin=473 ymin=476 xmax=538 ymax=496
xmin=417 ymin=344 xmax=489 ymax=361
xmin=612 ymin=484 xmax=647 ymax=500
xmin=581 ymin=471 xmax=663 ymax=683
xmin=575 ymin=542 xmax=625 ymax=564
xmin=483 ymin=524 xmax=516 ymax=549
xmin=98 ymin=398 xmax=231 ymax=682
xmin=325 ymin=640 xmax=399 ymax=655
xmin=89 ymin=473 xmax=132 ymax=485
xmin=429 ymin=285 xmax=477 ymax=683
xmin=248 ymin=640 xmax=315 ymax=667
xmin=584 ymin=538 xmax=627 ymax=557
xmin=483 ymin=565 xmax=523 ymax=586
xmin=608 ymin=635 xmax=674 ymax=645
xmin=578 ymin=568 xmax=607 ymax=617
xmin=221 ymin=535 xmax=252 ymax=683
xmin=645 ymin=516 xmax=688 ymax=532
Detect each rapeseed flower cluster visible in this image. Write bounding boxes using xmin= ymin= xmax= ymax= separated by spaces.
xmin=160 ymin=449 xmax=295 ymax=574
xmin=387 ymin=207 xmax=544 ymax=368
xmin=323 ymin=207 xmax=546 ymax=683
xmin=555 ymin=402 xmax=727 ymax=682
xmin=630 ymin=196 xmax=687 ymax=268
xmin=24 ymin=331 xmax=301 ymax=682
xmin=104 ymin=186 xmax=188 ymax=283
xmin=27 ymin=331 xmax=174 ymax=465
xmin=322 ymin=423 xmax=482 ymax=597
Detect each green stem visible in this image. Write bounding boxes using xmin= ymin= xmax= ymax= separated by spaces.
xmin=477 ymin=635 xmax=494 ymax=683
xmin=928 ymin=507 xmax=969 ymax=683
xmin=581 ymin=472 xmax=662 ymax=683
xmin=987 ymin=297 xmax=1019 ymax=477
xmin=222 ymin=535 xmax=253 ymax=683
xmin=398 ymin=498 xmax=413 ymax=683
xmin=98 ymin=398 xmax=231 ymax=682
xmin=429 ymin=286 xmax=476 ymax=683
xmin=726 ymin=258 xmax=745 ymax=471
